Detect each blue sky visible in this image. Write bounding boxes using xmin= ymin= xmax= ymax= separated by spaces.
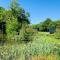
xmin=0 ymin=0 xmax=60 ymax=24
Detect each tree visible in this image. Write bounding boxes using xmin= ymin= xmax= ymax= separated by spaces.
xmin=0 ymin=7 xmax=5 ymax=22
xmin=49 ymin=22 xmax=56 ymax=34
xmin=10 ymin=0 xmax=30 ymax=24
xmin=0 ymin=7 xmax=6 ymax=34
xmin=6 ymin=10 xmax=18 ymax=39
xmin=41 ymin=18 xmax=52 ymax=32
xmin=31 ymin=18 xmax=57 ymax=33
xmin=6 ymin=0 xmax=30 ymax=42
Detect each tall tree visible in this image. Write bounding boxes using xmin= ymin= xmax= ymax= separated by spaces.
xmin=6 ymin=0 xmax=30 ymax=41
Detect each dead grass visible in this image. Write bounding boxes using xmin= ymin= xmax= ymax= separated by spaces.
xmin=31 ymin=55 xmax=57 ymax=60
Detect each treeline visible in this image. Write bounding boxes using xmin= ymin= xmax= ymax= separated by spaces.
xmin=0 ymin=0 xmax=60 ymax=43
xmin=31 ymin=18 xmax=60 ymax=33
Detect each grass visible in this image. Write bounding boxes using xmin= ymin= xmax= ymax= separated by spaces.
xmin=26 ymin=32 xmax=60 ymax=60
xmin=0 ymin=32 xmax=60 ymax=60
xmin=31 ymin=55 xmax=58 ymax=60
xmin=37 ymin=32 xmax=60 ymax=44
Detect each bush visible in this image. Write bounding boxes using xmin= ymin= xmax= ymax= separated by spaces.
xmin=22 ymin=27 xmax=37 ymax=43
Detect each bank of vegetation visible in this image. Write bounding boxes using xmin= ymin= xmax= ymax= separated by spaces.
xmin=0 ymin=0 xmax=60 ymax=60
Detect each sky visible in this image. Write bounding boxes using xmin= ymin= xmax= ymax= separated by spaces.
xmin=0 ymin=0 xmax=60 ymax=24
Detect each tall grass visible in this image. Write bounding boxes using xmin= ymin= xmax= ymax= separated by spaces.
xmin=0 ymin=32 xmax=60 ymax=60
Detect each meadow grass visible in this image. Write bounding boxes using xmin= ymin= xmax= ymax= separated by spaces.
xmin=0 ymin=32 xmax=60 ymax=60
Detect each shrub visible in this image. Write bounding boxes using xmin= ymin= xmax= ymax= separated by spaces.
xmin=21 ymin=27 xmax=37 ymax=43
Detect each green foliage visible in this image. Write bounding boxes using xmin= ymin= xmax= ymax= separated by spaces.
xmin=31 ymin=18 xmax=57 ymax=33
xmin=23 ymin=27 xmax=36 ymax=43
xmin=49 ymin=22 xmax=56 ymax=33
xmin=54 ymin=20 xmax=60 ymax=39
xmin=55 ymin=30 xmax=60 ymax=39
xmin=0 ymin=32 xmax=60 ymax=60
xmin=10 ymin=0 xmax=30 ymax=24
xmin=5 ymin=10 xmax=17 ymax=40
xmin=24 ymin=32 xmax=60 ymax=59
xmin=40 ymin=18 xmax=52 ymax=31
xmin=17 ymin=25 xmax=37 ymax=43
xmin=0 ymin=7 xmax=5 ymax=22
xmin=0 ymin=0 xmax=60 ymax=60
xmin=5 ymin=0 xmax=30 ymax=42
